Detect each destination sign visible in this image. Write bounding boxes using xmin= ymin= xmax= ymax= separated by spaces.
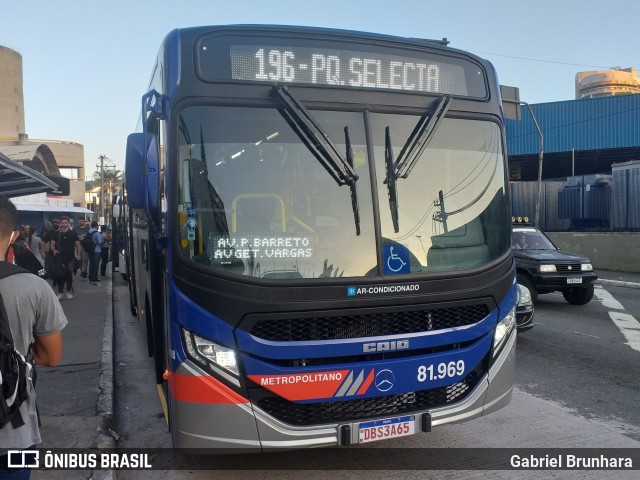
xmin=210 ymin=235 xmax=313 ymax=262
xmin=229 ymin=45 xmax=483 ymax=96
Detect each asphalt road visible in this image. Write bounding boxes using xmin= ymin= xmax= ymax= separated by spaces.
xmin=516 ymin=286 xmax=640 ymax=440
xmin=111 ymin=277 xmax=640 ymax=479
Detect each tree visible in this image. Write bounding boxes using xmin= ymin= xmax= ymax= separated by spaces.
xmin=90 ymin=155 xmax=123 ymax=222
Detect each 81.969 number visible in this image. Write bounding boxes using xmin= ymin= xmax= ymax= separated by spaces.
xmin=417 ymin=360 xmax=465 ymax=382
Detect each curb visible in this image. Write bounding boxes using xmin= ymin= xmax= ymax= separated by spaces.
xmin=597 ymin=279 xmax=640 ymax=289
xmin=95 ymin=280 xmax=116 ymax=480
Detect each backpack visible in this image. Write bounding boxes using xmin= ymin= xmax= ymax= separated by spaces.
xmin=11 ymin=243 xmax=49 ymax=280
xmin=0 ymin=262 xmax=33 ymax=429
xmin=81 ymin=230 xmax=96 ymax=254
xmin=45 ymin=253 xmax=68 ymax=281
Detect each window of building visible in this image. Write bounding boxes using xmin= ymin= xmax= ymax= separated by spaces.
xmin=59 ymin=167 xmax=80 ymax=180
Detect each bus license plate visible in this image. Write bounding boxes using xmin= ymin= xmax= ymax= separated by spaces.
xmin=358 ymin=415 xmax=415 ymax=444
xmin=567 ymin=276 xmax=582 ymax=284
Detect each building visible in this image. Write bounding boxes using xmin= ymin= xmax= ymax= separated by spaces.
xmin=506 ymin=94 xmax=640 ymax=181
xmin=0 ymin=46 xmax=25 ymax=138
xmin=575 ymin=67 xmax=640 ymax=99
xmin=0 ymin=44 xmax=89 ymax=220
xmin=505 ymin=94 xmax=640 ymax=232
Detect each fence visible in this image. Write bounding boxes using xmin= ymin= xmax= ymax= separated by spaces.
xmin=510 ymin=160 xmax=640 ymax=231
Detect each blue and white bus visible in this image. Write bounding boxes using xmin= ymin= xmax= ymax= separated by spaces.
xmin=125 ymin=25 xmax=516 ymax=451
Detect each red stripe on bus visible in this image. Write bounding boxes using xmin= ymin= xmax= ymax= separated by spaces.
xmin=247 ymin=370 xmax=350 ymax=401
xmin=357 ymin=369 xmax=375 ymax=395
xmin=170 ymin=372 xmax=249 ymax=405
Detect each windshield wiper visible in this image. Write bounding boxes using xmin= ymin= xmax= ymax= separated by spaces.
xmin=273 ymin=85 xmax=361 ymax=236
xmin=273 ymin=86 xmax=357 ymax=186
xmin=394 ymin=95 xmax=451 ymax=179
xmin=384 ymin=95 xmax=451 ymax=232
xmin=344 ymin=126 xmax=361 ymax=235
xmin=384 ymin=126 xmax=400 ymax=233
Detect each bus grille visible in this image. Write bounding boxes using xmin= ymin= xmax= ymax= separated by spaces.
xmin=555 ymin=263 xmax=582 ymax=274
xmin=249 ymin=304 xmax=489 ymax=342
xmin=253 ymin=363 xmax=483 ymax=426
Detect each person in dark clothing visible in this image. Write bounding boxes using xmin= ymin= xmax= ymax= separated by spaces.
xmin=49 ymin=217 xmax=81 ymax=300
xmin=5 ymin=231 xmax=46 ymax=279
xmin=72 ymin=218 xmax=89 ymax=278
xmin=86 ymin=221 xmax=103 ymax=285
xmin=40 ymin=219 xmax=59 ymax=250
xmin=41 ymin=219 xmax=60 ymax=289
xmin=99 ymin=225 xmax=111 ymax=278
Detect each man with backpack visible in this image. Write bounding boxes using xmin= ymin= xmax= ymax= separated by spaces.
xmin=83 ymin=221 xmax=103 ymax=286
xmin=0 ymin=196 xmax=67 ymax=478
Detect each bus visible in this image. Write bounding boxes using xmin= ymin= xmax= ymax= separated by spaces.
xmin=124 ymin=25 xmax=516 ymax=451
xmin=112 ymin=183 xmax=137 ymax=316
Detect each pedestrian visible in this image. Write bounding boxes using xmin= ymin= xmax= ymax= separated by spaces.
xmin=0 ymin=196 xmax=67 ymax=479
xmin=40 ymin=219 xmax=59 ymax=253
xmin=22 ymin=225 xmax=44 ymax=268
xmin=99 ymin=225 xmax=111 ymax=278
xmin=49 ymin=217 xmax=81 ymax=300
xmin=72 ymin=218 xmax=89 ymax=278
xmin=5 ymin=231 xmax=46 ymax=280
xmin=40 ymin=219 xmax=60 ymax=289
xmin=86 ymin=221 xmax=103 ymax=286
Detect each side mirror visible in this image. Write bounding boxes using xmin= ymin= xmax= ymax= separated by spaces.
xmin=125 ymin=133 xmax=160 ymax=218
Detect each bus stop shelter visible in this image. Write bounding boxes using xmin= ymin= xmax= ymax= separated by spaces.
xmin=0 ymin=150 xmax=60 ymax=197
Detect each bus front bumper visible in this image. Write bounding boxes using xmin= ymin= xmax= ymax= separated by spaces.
xmin=171 ymin=328 xmax=516 ymax=451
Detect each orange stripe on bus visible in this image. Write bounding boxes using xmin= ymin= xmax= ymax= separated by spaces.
xmin=357 ymin=369 xmax=375 ymax=395
xmin=170 ymin=372 xmax=249 ymax=405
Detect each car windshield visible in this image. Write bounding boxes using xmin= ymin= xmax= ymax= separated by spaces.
xmin=512 ymin=229 xmax=556 ymax=250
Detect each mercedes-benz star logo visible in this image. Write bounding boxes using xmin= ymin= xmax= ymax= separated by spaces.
xmin=374 ymin=369 xmax=395 ymax=392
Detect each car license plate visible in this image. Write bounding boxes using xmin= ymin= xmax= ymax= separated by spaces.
xmin=358 ymin=415 xmax=415 ymax=444
xmin=567 ymin=276 xmax=582 ymax=284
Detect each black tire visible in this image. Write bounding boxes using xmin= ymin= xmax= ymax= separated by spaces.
xmin=562 ymin=285 xmax=594 ymax=305
xmin=516 ymin=272 xmax=538 ymax=302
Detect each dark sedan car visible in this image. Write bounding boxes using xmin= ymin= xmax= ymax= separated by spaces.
xmin=513 ymin=225 xmax=598 ymax=305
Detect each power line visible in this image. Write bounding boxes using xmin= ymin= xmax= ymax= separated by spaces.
xmin=471 ymin=50 xmax=612 ymax=69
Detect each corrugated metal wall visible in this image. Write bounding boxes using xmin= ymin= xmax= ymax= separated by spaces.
xmin=513 ymin=168 xmax=638 ymax=231
xmin=612 ymin=161 xmax=640 ymax=229
xmin=510 ymin=181 xmax=570 ymax=231
xmin=505 ymin=95 xmax=640 ymax=156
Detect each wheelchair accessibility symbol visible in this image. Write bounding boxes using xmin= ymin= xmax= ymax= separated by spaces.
xmin=383 ymin=244 xmax=410 ymax=274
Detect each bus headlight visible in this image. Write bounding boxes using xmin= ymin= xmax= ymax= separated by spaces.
xmin=182 ymin=329 xmax=239 ymax=376
xmin=493 ymin=306 xmax=516 ymax=357
xmin=539 ymin=264 xmax=556 ymax=273
xmin=581 ymin=263 xmax=593 ymax=271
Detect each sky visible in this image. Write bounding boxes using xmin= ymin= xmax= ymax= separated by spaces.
xmin=1 ymin=0 xmax=638 ymax=177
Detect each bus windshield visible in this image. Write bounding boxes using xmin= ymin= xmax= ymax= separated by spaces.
xmin=176 ymin=106 xmax=509 ymax=279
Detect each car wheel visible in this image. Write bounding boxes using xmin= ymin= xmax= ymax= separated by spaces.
xmin=562 ymin=285 xmax=594 ymax=305
xmin=516 ymin=273 xmax=538 ymax=302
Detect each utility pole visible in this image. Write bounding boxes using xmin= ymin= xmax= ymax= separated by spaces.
xmin=96 ymin=155 xmax=117 ymax=224
xmin=98 ymin=155 xmax=106 ymax=223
